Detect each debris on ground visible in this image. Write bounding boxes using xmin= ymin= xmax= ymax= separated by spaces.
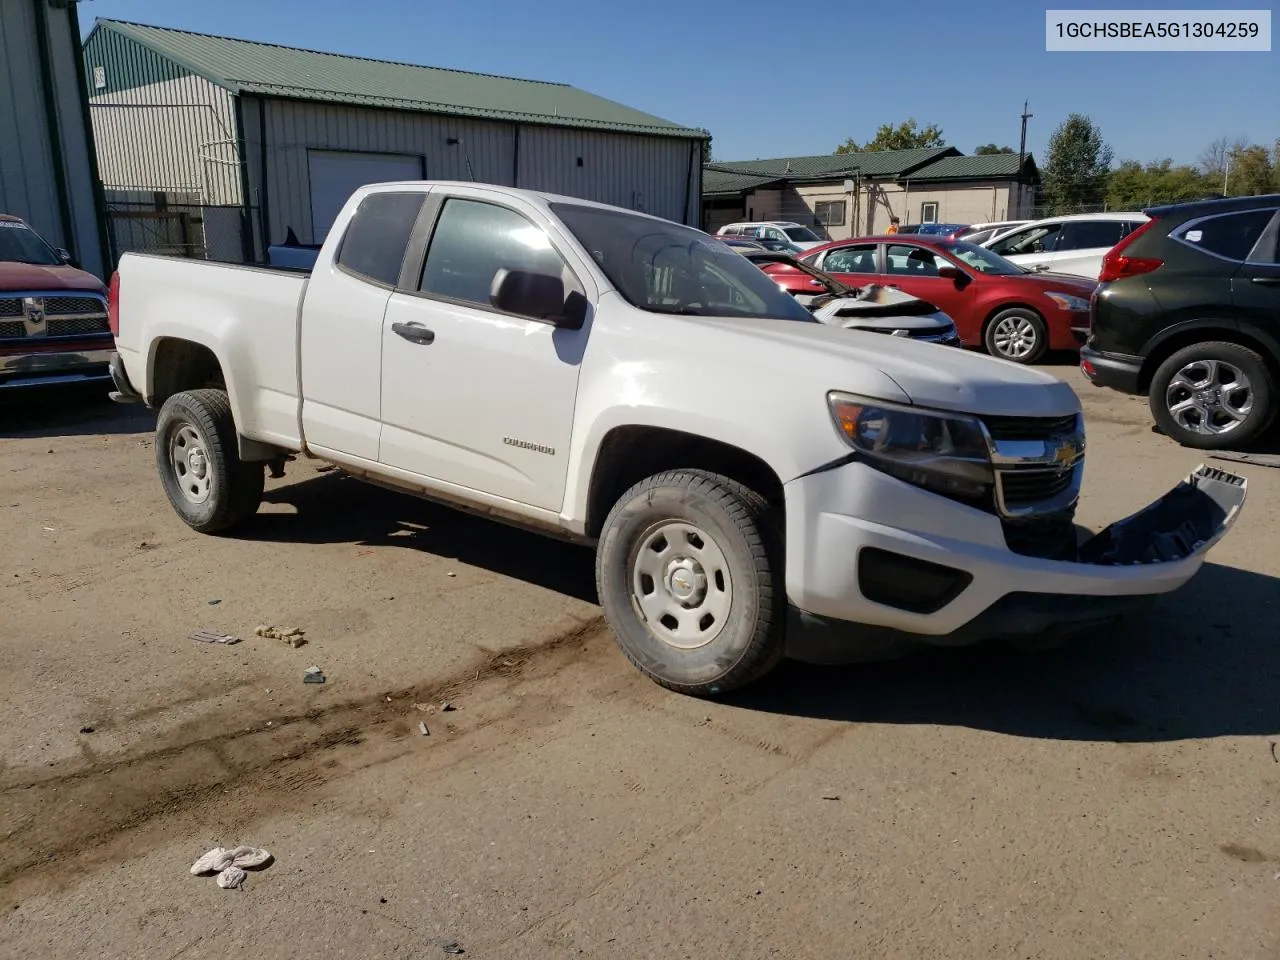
xmin=440 ymin=701 xmax=455 ymax=712
xmin=255 ymin=625 xmax=307 ymax=647
xmin=78 ymin=726 xmax=95 ymax=734
xmin=191 ymin=630 xmax=241 ymax=645
xmin=303 ymin=666 xmax=325 ymax=684
xmin=434 ymin=939 xmax=464 ymax=955
xmin=446 ymin=572 xmax=457 ymax=578
xmin=207 ymin=599 xmax=221 ymax=605
xmin=821 ymin=795 xmax=840 ymax=801
xmin=1210 ymin=451 xmax=1280 ymax=469
xmin=418 ymin=721 xmax=430 ymax=736
xmin=316 ymin=463 xmax=338 ymax=473
xmin=1271 ymin=741 xmax=1278 ymax=763
xmin=191 ymin=845 xmax=273 ymax=890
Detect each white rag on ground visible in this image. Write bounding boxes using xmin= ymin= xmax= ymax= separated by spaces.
xmin=190 ymin=845 xmax=272 ymax=889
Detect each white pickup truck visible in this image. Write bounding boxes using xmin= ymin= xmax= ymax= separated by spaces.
xmin=107 ymin=181 xmax=1246 ymax=696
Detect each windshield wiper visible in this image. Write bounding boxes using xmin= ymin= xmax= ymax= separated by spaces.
xmin=645 ymin=305 xmax=705 ymax=315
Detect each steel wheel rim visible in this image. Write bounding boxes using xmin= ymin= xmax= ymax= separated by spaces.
xmin=169 ymin=422 xmax=213 ymax=504
xmin=992 ymin=315 xmax=1039 ymax=359
xmin=1165 ymin=359 xmax=1253 ymax=435
xmin=629 ymin=520 xmax=733 ymax=651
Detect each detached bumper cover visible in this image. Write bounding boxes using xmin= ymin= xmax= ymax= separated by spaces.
xmin=784 ymin=463 xmax=1246 ymax=663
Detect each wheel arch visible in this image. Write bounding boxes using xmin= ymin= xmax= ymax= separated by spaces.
xmin=1139 ymin=320 xmax=1280 ymax=393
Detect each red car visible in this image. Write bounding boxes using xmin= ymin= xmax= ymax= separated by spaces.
xmin=1 ymin=214 xmax=111 ymax=391
xmin=761 ymin=235 xmax=1098 ymax=364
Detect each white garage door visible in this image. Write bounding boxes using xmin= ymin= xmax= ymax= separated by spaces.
xmin=307 ymin=150 xmax=424 ymax=242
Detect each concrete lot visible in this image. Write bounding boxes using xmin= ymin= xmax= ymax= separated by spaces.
xmin=2 ymin=365 xmax=1279 ymax=959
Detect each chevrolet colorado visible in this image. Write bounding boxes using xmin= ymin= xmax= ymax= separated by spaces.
xmin=108 ymin=181 xmax=1246 ymax=695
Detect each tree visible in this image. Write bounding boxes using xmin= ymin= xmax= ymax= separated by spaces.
xmin=1198 ymin=134 xmax=1248 ymax=184
xmin=1227 ymin=144 xmax=1274 ymax=195
xmin=1106 ymin=158 xmax=1211 ymax=208
xmin=1041 ymin=114 xmax=1114 ymax=213
xmin=974 ymin=144 xmax=1014 ymax=155
xmin=698 ymin=128 xmax=713 ymax=164
xmin=835 ymin=119 xmax=944 ymax=154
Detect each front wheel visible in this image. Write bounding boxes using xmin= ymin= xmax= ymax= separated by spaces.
xmin=155 ymin=389 xmax=264 ymax=533
xmin=595 ymin=470 xmax=785 ymax=696
xmin=1148 ymin=342 xmax=1276 ymax=450
xmin=984 ymin=307 xmax=1048 ymax=364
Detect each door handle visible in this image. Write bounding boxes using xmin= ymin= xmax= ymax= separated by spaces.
xmin=392 ymin=321 xmax=435 ymax=344
xmin=1250 ymin=277 xmax=1280 ymax=285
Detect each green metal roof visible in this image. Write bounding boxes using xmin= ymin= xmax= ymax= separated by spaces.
xmin=702 ymin=169 xmax=785 ymax=196
xmin=706 ymin=147 xmax=957 ymax=181
xmin=907 ymin=153 xmax=1036 ymax=180
xmin=89 ymin=19 xmax=705 ymax=139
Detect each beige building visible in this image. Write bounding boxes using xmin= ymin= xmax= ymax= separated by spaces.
xmin=703 ymin=148 xmax=1038 ymax=239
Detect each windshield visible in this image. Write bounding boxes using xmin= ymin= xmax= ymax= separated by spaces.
xmin=552 ymin=204 xmax=815 ymax=323
xmin=0 ymin=221 xmax=61 ymax=266
xmin=936 ymin=241 xmax=1024 ymax=275
xmin=783 ymin=225 xmax=821 ymax=242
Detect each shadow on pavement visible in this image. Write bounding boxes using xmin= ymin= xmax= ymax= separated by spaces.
xmin=730 ymin=561 xmax=1280 ymax=743
xmin=254 ymin=471 xmax=598 ymax=603
xmin=0 ymin=387 xmax=154 ymax=439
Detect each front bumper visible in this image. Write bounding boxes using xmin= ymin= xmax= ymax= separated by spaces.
xmin=782 ymin=461 xmax=1245 ymax=663
xmin=1079 ymin=344 xmax=1143 ymax=394
xmin=0 ymin=342 xmax=113 ymax=390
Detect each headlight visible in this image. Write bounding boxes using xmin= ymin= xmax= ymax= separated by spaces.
xmin=1044 ymin=291 xmax=1089 ymax=311
xmin=827 ymin=392 xmax=993 ymax=501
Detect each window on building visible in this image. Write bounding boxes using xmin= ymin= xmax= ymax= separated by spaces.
xmin=920 ymin=202 xmax=939 ymax=223
xmin=335 ymin=192 xmax=425 ymax=286
xmin=420 ymin=198 xmax=576 ymax=308
xmin=814 ymin=201 xmax=846 ymax=227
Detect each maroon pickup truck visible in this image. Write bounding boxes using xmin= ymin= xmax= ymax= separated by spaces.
xmin=1 ymin=214 xmax=112 ymax=391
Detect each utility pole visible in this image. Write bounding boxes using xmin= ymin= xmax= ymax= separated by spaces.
xmin=1017 ymin=100 xmax=1033 ymax=216
xmin=1223 ymin=155 xmax=1231 ymax=196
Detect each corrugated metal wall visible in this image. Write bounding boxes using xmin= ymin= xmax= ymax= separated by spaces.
xmin=84 ymin=27 xmax=242 ymax=204
xmin=0 ymin=0 xmax=105 ymax=278
xmin=242 ymin=96 xmax=702 ymax=247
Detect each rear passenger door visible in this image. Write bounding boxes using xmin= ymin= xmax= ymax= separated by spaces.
xmin=1050 ymin=219 xmax=1129 ymax=278
xmin=377 ymin=188 xmax=595 ymax=511
xmin=1219 ymin=207 xmax=1280 ymax=330
xmin=299 ymin=190 xmax=425 ymax=461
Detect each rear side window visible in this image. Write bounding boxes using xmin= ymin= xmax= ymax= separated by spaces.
xmin=1058 ymin=220 xmax=1124 ymax=250
xmin=336 ymin=192 xmax=425 ymax=286
xmin=989 ymin=223 xmax=1061 ymax=256
xmin=1175 ymin=209 xmax=1277 ymax=262
xmin=821 ymin=244 xmax=878 ymax=273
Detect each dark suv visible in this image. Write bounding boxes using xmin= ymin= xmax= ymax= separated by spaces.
xmin=1080 ymin=194 xmax=1280 ymax=449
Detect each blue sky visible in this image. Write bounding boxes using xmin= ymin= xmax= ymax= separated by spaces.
xmin=80 ymin=0 xmax=1276 ymax=165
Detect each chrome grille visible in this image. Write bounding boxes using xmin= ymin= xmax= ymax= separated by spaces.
xmin=45 ymin=296 xmax=105 ymax=316
xmin=983 ymin=414 xmax=1079 ymax=441
xmin=998 ymin=467 xmax=1075 ymax=505
xmin=0 ymin=298 xmax=21 ymax=317
xmin=0 ymin=292 xmax=108 ymax=340
xmin=48 ymin=316 xmax=109 ymax=336
xmin=981 ymin=412 xmax=1085 ymax=518
xmin=0 ymin=321 xmax=24 ymax=338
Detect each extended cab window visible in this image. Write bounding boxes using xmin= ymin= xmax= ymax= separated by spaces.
xmin=420 ymin=198 xmax=576 ymax=307
xmin=1058 ymin=220 xmax=1124 ymax=250
xmin=1176 ymin=209 xmax=1278 ymax=262
xmin=336 ymin=192 xmax=425 ymax=286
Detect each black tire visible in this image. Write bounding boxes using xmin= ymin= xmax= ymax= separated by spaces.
xmin=155 ymin=388 xmax=264 ymax=533
xmin=983 ymin=307 xmax=1048 ymax=365
xmin=1148 ymin=341 xmax=1276 ymax=450
xmin=595 ymin=469 xmax=785 ymax=696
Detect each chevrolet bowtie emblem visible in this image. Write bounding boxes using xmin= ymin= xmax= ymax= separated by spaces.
xmin=1053 ymin=441 xmax=1077 ymax=465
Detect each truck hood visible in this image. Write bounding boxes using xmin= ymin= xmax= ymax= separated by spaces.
xmin=694 ymin=315 xmax=1079 ymax=418
xmin=0 ymin=261 xmax=105 ymax=292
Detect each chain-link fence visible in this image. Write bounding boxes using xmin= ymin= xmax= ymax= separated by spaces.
xmin=103 ymin=192 xmax=261 ymax=268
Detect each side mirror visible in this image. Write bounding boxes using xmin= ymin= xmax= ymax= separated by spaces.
xmin=490 ymin=268 xmax=580 ymax=328
xmin=936 ymin=265 xmax=964 ymax=281
xmin=55 ymin=247 xmax=75 ymax=266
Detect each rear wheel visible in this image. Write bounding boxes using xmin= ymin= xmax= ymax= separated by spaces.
xmin=1148 ymin=342 xmax=1275 ymax=450
xmin=984 ymin=307 xmax=1048 ymax=364
xmin=155 ymin=389 xmax=264 ymax=533
xmin=595 ymin=470 xmax=785 ymax=696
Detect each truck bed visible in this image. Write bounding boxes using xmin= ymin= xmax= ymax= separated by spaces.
xmin=113 ymin=254 xmax=308 ymax=450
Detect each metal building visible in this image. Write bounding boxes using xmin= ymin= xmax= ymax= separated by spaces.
xmin=82 ymin=19 xmax=707 ymax=263
xmin=1 ymin=0 xmax=108 ymax=279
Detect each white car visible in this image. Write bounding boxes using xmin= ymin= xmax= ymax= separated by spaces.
xmin=106 ymin=181 xmax=1245 ymax=696
xmin=717 ymin=221 xmax=825 ymax=250
xmin=983 ymin=212 xmax=1149 ymax=279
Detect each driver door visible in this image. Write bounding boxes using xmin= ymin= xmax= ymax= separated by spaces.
xmin=377 ymin=189 xmax=594 ymax=511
